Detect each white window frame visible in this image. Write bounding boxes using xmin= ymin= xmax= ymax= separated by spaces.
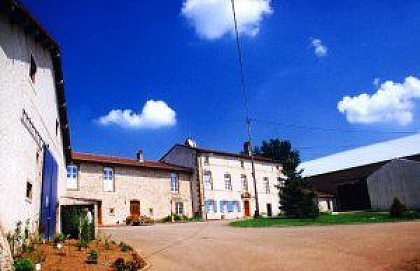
xmin=241 ymin=174 xmax=248 ymax=192
xmin=103 ymin=167 xmax=114 ymax=192
xmin=204 ymin=156 xmax=210 ymax=165
xmin=175 ymin=202 xmax=184 ymax=215
xmin=278 ymin=177 xmax=286 ymax=188
xmin=264 ymin=177 xmax=270 ymax=194
xmin=66 ymin=165 xmax=78 ymax=190
xmin=203 ymin=170 xmax=213 ymax=190
xmin=170 ymin=173 xmax=179 ymax=193
xmin=224 ymin=173 xmax=232 ymax=190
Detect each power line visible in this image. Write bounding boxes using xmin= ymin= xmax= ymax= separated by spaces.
xmin=252 ymin=118 xmax=417 ymax=135
xmin=230 ymin=0 xmax=260 ymax=218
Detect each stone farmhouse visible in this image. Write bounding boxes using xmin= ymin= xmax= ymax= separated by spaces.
xmin=0 ymin=0 xmax=71 ymax=238
xmin=160 ymin=140 xmax=283 ymax=219
xmin=61 ymin=151 xmax=193 ymax=226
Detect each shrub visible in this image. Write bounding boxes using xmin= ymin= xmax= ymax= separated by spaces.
xmin=77 ymin=239 xmax=89 ymax=250
xmin=53 ymin=233 xmax=66 ymax=244
xmin=13 ymin=258 xmax=35 ymax=271
xmin=120 ymin=243 xmax=133 ymax=252
xmin=390 ymin=197 xmax=407 ymax=217
xmin=125 ymin=216 xmax=133 ymax=225
xmin=113 ymin=257 xmax=126 ymax=271
xmin=112 ymin=255 xmax=144 ymax=271
xmin=86 ymin=249 xmax=99 ymax=264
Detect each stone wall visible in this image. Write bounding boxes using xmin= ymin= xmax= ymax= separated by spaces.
xmin=65 ymin=163 xmax=193 ymax=225
xmin=0 ymin=228 xmax=12 ymax=271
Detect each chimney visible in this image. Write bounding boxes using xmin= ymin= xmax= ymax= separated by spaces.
xmin=243 ymin=141 xmax=252 ymax=156
xmin=136 ymin=149 xmax=144 ymax=162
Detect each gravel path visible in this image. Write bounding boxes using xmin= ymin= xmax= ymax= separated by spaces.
xmin=101 ymin=220 xmax=420 ymax=271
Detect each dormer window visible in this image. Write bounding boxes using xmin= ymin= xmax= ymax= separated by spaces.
xmin=29 ymin=54 xmax=37 ymax=83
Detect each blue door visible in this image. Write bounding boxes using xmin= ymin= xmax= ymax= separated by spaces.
xmin=40 ymin=147 xmax=59 ymax=239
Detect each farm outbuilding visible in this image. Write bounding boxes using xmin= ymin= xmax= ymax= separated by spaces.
xmin=367 ymin=159 xmax=420 ymax=210
xmin=301 ymin=134 xmax=420 ymax=211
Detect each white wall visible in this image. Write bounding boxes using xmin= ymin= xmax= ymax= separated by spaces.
xmin=367 ymin=159 xmax=420 ymax=210
xmin=199 ymin=154 xmax=282 ymax=219
xmin=0 ymin=15 xmax=66 ymax=233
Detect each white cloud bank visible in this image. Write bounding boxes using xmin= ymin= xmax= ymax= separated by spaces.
xmin=98 ymin=100 xmax=177 ymax=129
xmin=181 ymin=0 xmax=273 ymax=40
xmin=310 ymin=38 xmax=327 ymax=57
xmin=338 ymin=76 xmax=420 ymax=126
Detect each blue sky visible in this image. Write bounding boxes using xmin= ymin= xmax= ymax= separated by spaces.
xmin=23 ymin=0 xmax=420 ymax=161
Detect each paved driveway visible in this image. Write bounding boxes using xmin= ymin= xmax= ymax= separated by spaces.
xmin=101 ymin=221 xmax=420 ymax=271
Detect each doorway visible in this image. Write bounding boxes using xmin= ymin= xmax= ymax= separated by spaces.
xmin=130 ymin=200 xmax=140 ymax=218
xmin=244 ymin=201 xmax=250 ymax=217
xmin=98 ymin=201 xmax=103 ymax=226
xmin=267 ymin=203 xmax=272 ymax=217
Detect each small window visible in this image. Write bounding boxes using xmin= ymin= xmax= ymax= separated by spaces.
xmin=264 ymin=177 xmax=270 ymax=194
xmin=55 ymin=119 xmax=60 ymax=136
xmin=241 ymin=174 xmax=248 ymax=192
xmin=26 ymin=182 xmax=33 ymax=200
xmin=204 ymin=156 xmax=210 ymax=165
xmin=29 ymin=54 xmax=37 ymax=83
xmin=66 ymin=165 xmax=78 ymax=190
xmin=203 ymin=170 xmax=213 ymax=190
xmin=278 ymin=177 xmax=286 ymax=188
xmin=109 ymin=208 xmax=115 ymax=216
xmin=175 ymin=202 xmax=184 ymax=215
xmin=170 ymin=173 xmax=179 ymax=193
xmin=240 ymin=160 xmax=245 ymax=168
xmin=149 ymin=208 xmax=154 ymax=216
xmin=103 ymin=167 xmax=114 ymax=192
xmin=224 ymin=173 xmax=232 ymax=190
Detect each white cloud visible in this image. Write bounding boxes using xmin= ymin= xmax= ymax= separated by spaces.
xmin=98 ymin=100 xmax=177 ymax=129
xmin=181 ymin=0 xmax=273 ymax=40
xmin=338 ymin=76 xmax=420 ymax=126
xmin=310 ymin=38 xmax=327 ymax=57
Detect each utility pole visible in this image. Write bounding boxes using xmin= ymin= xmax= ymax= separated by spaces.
xmin=230 ymin=0 xmax=260 ymax=217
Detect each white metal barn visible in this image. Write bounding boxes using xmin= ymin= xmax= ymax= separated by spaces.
xmin=367 ymin=159 xmax=420 ymax=210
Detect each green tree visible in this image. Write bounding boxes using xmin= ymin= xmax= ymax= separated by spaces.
xmin=253 ymin=138 xmax=319 ymax=219
xmin=279 ymin=171 xmax=319 ymax=218
xmin=253 ymin=139 xmax=300 ymax=177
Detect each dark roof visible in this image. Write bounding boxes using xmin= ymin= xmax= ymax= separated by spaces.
xmin=165 ymin=144 xmax=276 ymax=163
xmin=72 ymin=152 xmax=192 ymax=173
xmin=0 ymin=0 xmax=71 ymax=163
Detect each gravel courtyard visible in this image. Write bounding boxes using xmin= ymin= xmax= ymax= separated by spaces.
xmin=101 ymin=221 xmax=420 ymax=271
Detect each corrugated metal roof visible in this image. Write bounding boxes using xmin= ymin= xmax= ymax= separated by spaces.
xmin=300 ymin=134 xmax=420 ymax=177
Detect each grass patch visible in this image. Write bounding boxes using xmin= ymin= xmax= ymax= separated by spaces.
xmin=229 ymin=211 xmax=420 ymax=228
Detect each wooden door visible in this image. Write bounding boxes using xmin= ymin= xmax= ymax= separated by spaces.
xmin=244 ymin=201 xmax=250 ymax=217
xmin=98 ymin=202 xmax=103 ymax=226
xmin=130 ymin=201 xmax=140 ymax=218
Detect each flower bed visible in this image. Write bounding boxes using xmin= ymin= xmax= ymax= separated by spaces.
xmin=15 ymin=239 xmax=146 ymax=271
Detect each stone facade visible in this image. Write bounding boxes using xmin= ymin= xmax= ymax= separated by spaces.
xmin=0 ymin=228 xmax=12 ymax=271
xmin=0 ymin=8 xmax=69 ymax=234
xmin=64 ymin=157 xmax=193 ymax=226
xmin=161 ymin=144 xmax=283 ymax=219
